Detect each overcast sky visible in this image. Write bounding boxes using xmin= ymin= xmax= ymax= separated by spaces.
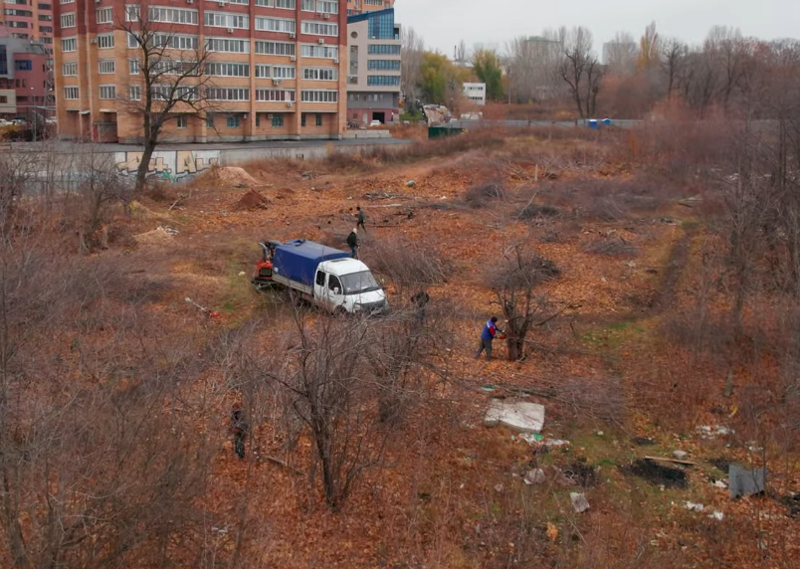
xmin=394 ymin=0 xmax=800 ymax=57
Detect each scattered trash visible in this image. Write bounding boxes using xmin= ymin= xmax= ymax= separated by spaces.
xmin=238 ymin=271 xmax=246 ymax=276
xmin=696 ymin=425 xmax=734 ymax=438
xmin=625 ymin=459 xmax=688 ymax=489
xmin=494 ymin=484 xmax=504 ymax=493
xmin=708 ymin=511 xmax=725 ymax=521
xmin=523 ymin=468 xmax=546 ymax=485
xmin=406 ymin=180 xmax=416 ymax=187
xmin=481 ymin=384 xmax=498 ymax=392
xmin=570 ymin=492 xmax=590 ymax=513
xmin=185 ymin=297 xmax=221 ymax=319
xmin=484 ymin=400 xmax=545 ymax=434
xmin=596 ymin=431 xmax=604 ymax=436
xmin=546 ymin=522 xmax=559 ymax=541
xmin=543 ymin=439 xmax=570 ymax=448
xmin=158 ymin=225 xmax=179 ymax=235
xmin=565 ymin=461 xmax=599 ymax=488
xmin=519 ymin=433 xmax=545 ymax=444
xmin=673 ymin=450 xmax=689 ymax=460
xmin=712 ymin=479 xmax=728 ymax=489
xmin=211 ymin=525 xmax=229 ymax=535
xmin=729 ymin=464 xmax=766 ymax=498
xmin=685 ymin=501 xmax=705 ymax=512
xmin=632 ymin=437 xmax=656 ymax=446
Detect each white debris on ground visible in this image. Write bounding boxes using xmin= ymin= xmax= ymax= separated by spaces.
xmin=571 ymin=492 xmax=590 ymax=513
xmin=708 ymin=511 xmax=725 ymax=521
xmin=484 ymin=400 xmax=545 ymax=434
xmin=685 ymin=501 xmax=705 ymax=512
xmin=523 ymin=469 xmax=546 ymax=485
xmin=696 ymin=425 xmax=734 ymax=438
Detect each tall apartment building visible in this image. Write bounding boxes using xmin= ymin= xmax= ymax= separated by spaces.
xmin=0 ymin=0 xmax=55 ymax=47
xmin=346 ymin=0 xmax=393 ymax=16
xmin=53 ymin=0 xmax=349 ymax=143
xmin=346 ymin=7 xmax=398 ymax=125
xmin=0 ymin=28 xmax=52 ymax=119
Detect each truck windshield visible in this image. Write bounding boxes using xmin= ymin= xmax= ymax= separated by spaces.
xmin=339 ymin=271 xmax=380 ymax=295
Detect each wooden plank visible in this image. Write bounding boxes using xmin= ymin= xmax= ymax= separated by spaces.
xmin=644 ymin=455 xmax=696 ymax=466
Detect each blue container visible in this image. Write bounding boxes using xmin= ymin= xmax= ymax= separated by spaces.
xmin=272 ymin=240 xmax=350 ymax=287
xmin=602 ymin=118 xmax=612 ymax=126
xmin=588 ymin=119 xmax=599 ymax=130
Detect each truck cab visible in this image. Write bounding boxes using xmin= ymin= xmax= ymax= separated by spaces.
xmin=313 ymin=258 xmax=387 ymax=314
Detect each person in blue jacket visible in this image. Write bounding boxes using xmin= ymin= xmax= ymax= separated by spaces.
xmin=476 ymin=316 xmax=504 ymax=360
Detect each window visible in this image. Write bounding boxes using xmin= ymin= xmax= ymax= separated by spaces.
xmin=149 ymin=7 xmax=198 ymax=25
xmin=125 ymin=5 xmax=139 ymax=21
xmin=62 ymin=61 xmax=77 ymax=76
xmin=206 ymin=38 xmax=248 ymax=53
xmin=129 ymin=84 xmax=141 ymax=100
xmin=176 ymin=116 xmax=187 ymax=128
xmin=97 ymin=34 xmax=115 ymax=49
xmin=127 ymin=33 xmax=140 ymax=49
xmin=315 ymin=270 xmax=326 ymax=286
xmin=317 ymin=1 xmax=337 ymax=14
xmin=303 ymin=67 xmax=337 ymax=81
xmin=38 ymin=14 xmax=52 ymax=21
xmin=328 ymin=275 xmax=341 ymax=292
xmin=272 ymin=65 xmax=295 ymax=79
xmin=301 ymin=113 xmax=306 ymax=127
xmin=227 ymin=0 xmax=249 ymax=4
xmin=272 ymin=114 xmax=284 ymax=127
xmin=38 ymin=3 xmax=51 ymax=9
xmin=254 ymin=41 xmax=294 ymax=56
xmin=301 ymin=44 xmax=338 ymax=59
xmin=61 ymin=37 xmax=77 ymax=52
xmin=5 ymin=9 xmax=33 ymax=16
xmin=301 ymin=22 xmax=337 ymax=37
xmin=0 ymin=96 xmax=6 ymax=104
xmin=63 ymin=86 xmax=79 ymax=99
xmin=255 ymin=89 xmax=295 ymax=101
xmin=316 ymin=113 xmax=322 ymax=126
xmin=129 ymin=58 xmax=139 ymax=74
xmin=150 ymin=85 xmax=198 ymax=100
xmin=367 ymin=75 xmax=400 ymax=86
xmin=301 ymin=0 xmax=314 ymax=10
xmin=206 ymin=87 xmax=250 ymax=101
xmin=227 ymin=115 xmax=240 ymax=128
xmin=205 ymin=62 xmax=249 ymax=77
xmin=301 ymin=89 xmax=337 ymax=103
xmin=14 ymin=60 xmax=32 ymax=71
xmin=39 ymin=26 xmax=53 ymax=33
xmin=60 ymin=12 xmax=75 ymax=28
xmin=59 ymin=0 xmax=74 ymax=3
xmin=96 ymin=7 xmax=112 ymax=24
xmin=7 ymin=21 xmax=29 ymax=29
xmin=205 ymin=12 xmax=248 ymax=29
xmin=152 ymin=34 xmax=199 ymax=50
xmin=254 ymin=64 xmax=270 ymax=78
xmin=98 ymin=59 xmax=115 ymax=74
xmin=368 ymin=59 xmax=400 ymax=71
xmin=99 ymin=85 xmax=116 ymax=99
xmin=367 ymin=10 xmax=394 ymax=40
xmin=275 ymin=0 xmax=295 ymax=7
xmin=206 ymin=114 xmax=214 ymax=128
xmin=254 ymin=17 xmax=295 ymax=33
xmin=368 ymin=44 xmax=400 ymax=55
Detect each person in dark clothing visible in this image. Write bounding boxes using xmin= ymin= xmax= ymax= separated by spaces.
xmin=476 ymin=316 xmax=504 ymax=360
xmin=356 ymin=206 xmax=367 ymax=232
xmin=411 ymin=291 xmax=430 ymax=324
xmin=346 ymin=227 xmax=359 ymax=259
xmin=230 ymin=402 xmax=248 ymax=460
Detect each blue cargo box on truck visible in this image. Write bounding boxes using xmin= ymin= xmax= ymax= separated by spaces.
xmin=271 ymin=240 xmax=350 ymax=288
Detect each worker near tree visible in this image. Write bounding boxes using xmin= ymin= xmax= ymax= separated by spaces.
xmin=346 ymin=227 xmax=359 ymax=259
xmin=356 ymin=205 xmax=367 ymax=232
xmin=230 ymin=402 xmax=248 ymax=460
xmin=476 ymin=316 xmax=504 ymax=360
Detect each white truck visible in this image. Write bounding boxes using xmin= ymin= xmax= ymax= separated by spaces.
xmin=254 ymin=239 xmax=388 ymax=315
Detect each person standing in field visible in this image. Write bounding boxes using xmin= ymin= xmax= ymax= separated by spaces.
xmin=356 ymin=205 xmax=367 ymax=232
xmin=230 ymin=402 xmax=248 ymax=460
xmin=476 ymin=316 xmax=504 ymax=360
xmin=346 ymin=227 xmax=359 ymax=259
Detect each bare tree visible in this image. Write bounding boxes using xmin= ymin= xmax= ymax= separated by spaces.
xmin=118 ymin=6 xmax=215 ymax=192
xmin=604 ymin=31 xmax=638 ymax=75
xmin=489 ymin=246 xmax=560 ymax=361
xmin=660 ymin=37 xmax=689 ymax=98
xmin=401 ymin=26 xmax=425 ymax=104
xmin=506 ymin=30 xmax=564 ymax=104
xmin=560 ymin=26 xmax=603 ymax=118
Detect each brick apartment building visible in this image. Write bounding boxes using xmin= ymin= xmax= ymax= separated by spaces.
xmin=53 ymin=0 xmax=350 ymax=143
xmin=346 ymin=0 xmax=393 ymax=16
xmin=0 ymin=27 xmax=52 ymax=119
xmin=345 ymin=7 xmax=399 ymax=125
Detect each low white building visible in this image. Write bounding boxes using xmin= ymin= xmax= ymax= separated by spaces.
xmin=463 ymin=82 xmax=486 ymax=106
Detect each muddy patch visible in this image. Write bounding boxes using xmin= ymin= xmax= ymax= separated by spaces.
xmin=623 ymin=459 xmax=688 ymax=489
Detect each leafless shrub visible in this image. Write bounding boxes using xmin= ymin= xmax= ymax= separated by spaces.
xmin=464 ymin=179 xmax=506 ymax=208
xmin=361 ymin=237 xmax=452 ymax=298
xmin=584 ymin=238 xmax=639 ymax=258
xmin=518 ymin=202 xmax=562 ymax=220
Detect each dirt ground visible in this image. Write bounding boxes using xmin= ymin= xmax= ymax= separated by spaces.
xmin=113 ymin=133 xmax=799 ymax=569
